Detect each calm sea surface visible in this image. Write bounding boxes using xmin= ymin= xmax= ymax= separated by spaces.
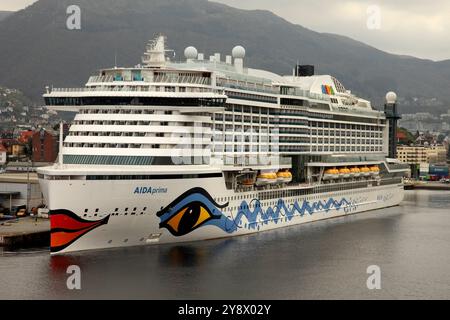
xmin=1 ymin=190 xmax=449 ymax=299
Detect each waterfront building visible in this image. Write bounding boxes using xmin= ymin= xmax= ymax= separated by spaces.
xmin=0 ymin=173 xmax=43 ymax=211
xmin=397 ymin=145 xmax=447 ymax=165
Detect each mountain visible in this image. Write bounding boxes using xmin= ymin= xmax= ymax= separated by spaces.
xmin=0 ymin=11 xmax=13 ymax=21
xmin=0 ymin=86 xmax=33 ymax=128
xmin=0 ymin=86 xmax=32 ymax=112
xmin=0 ymin=0 xmax=449 ymax=113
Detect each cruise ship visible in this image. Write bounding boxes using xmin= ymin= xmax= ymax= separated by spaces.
xmin=37 ymin=35 xmax=409 ymax=254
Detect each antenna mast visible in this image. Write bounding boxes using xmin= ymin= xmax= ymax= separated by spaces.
xmin=141 ymin=34 xmax=173 ymax=68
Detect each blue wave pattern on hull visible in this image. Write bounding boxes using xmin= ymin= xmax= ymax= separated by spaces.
xmin=209 ymin=197 xmax=351 ymax=233
xmin=157 ymin=188 xmax=351 ymax=236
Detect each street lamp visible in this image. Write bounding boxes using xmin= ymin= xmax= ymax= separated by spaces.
xmin=26 ymin=159 xmax=31 ymax=216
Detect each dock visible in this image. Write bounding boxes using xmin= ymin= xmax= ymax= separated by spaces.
xmin=404 ymin=181 xmax=450 ymax=191
xmin=0 ymin=217 xmax=50 ymax=249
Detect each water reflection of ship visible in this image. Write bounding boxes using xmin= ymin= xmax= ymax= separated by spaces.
xmin=49 ymin=254 xmax=84 ymax=273
xmin=160 ymin=239 xmax=236 ymax=267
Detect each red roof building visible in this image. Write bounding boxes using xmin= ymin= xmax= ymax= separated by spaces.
xmin=18 ymin=130 xmax=34 ymax=144
xmin=396 ymin=131 xmax=407 ymax=140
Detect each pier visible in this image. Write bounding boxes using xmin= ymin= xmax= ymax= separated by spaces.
xmin=404 ymin=181 xmax=450 ymax=190
xmin=0 ymin=217 xmax=50 ymax=249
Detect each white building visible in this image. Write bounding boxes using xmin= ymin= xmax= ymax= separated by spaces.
xmin=0 ymin=144 xmax=7 ymax=166
xmin=0 ymin=173 xmax=44 ymax=210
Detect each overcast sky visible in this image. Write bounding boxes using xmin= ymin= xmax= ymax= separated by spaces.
xmin=1 ymin=0 xmax=449 ymax=61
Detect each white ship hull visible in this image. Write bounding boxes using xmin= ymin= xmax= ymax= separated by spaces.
xmin=40 ymin=177 xmax=404 ymax=254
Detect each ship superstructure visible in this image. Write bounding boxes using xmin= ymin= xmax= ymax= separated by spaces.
xmin=38 ymin=36 xmax=409 ymax=254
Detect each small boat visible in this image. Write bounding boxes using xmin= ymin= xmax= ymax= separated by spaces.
xmin=339 ymin=167 xmax=351 ymax=179
xmin=241 ymin=178 xmax=255 ymax=187
xmin=369 ymin=165 xmax=380 ymax=176
xmin=360 ymin=166 xmax=371 ymax=177
xmin=323 ymin=168 xmax=339 ymax=180
xmin=323 ymin=169 xmax=333 ymax=181
xmin=350 ymin=167 xmax=361 ymax=177
xmin=277 ymin=170 xmax=292 ymax=183
xmin=255 ymin=172 xmax=278 ymax=186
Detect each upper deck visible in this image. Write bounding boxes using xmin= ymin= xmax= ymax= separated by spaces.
xmin=43 ymin=36 xmax=383 ymax=120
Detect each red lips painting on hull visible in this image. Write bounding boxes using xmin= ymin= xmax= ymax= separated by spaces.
xmin=50 ymin=209 xmax=110 ymax=253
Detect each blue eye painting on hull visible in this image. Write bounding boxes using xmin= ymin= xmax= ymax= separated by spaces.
xmin=157 ymin=188 xmax=351 ymax=236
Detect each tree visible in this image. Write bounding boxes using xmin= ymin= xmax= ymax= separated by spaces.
xmin=397 ymin=127 xmax=415 ymax=145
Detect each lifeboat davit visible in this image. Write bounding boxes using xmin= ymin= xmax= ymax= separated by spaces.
xmin=277 ymin=170 xmax=292 ymax=183
xmin=256 ymin=172 xmax=277 ymax=186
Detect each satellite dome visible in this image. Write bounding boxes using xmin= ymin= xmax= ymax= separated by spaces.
xmin=232 ymin=46 xmax=246 ymax=59
xmin=386 ymin=91 xmax=397 ymax=104
xmin=184 ymin=46 xmax=198 ymax=59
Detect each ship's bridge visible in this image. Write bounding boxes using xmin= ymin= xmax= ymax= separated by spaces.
xmin=44 ymin=66 xmax=226 ymax=113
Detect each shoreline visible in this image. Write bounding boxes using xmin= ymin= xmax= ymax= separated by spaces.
xmin=404 ymin=182 xmax=450 ymax=191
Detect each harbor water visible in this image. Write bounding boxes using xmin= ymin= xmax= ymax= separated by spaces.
xmin=0 ymin=189 xmax=449 ymax=299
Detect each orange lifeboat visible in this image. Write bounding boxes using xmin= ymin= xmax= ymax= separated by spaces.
xmin=242 ymin=178 xmax=254 ymax=187
xmin=369 ymin=165 xmax=380 ymax=176
xmin=339 ymin=167 xmax=351 ymax=179
xmin=324 ymin=168 xmax=339 ymax=180
xmin=277 ymin=170 xmax=292 ymax=183
xmin=256 ymin=172 xmax=277 ymax=186
xmin=350 ymin=167 xmax=361 ymax=177
xmin=360 ymin=166 xmax=371 ymax=177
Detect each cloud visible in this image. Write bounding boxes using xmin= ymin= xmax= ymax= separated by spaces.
xmin=0 ymin=0 xmax=37 ymax=11
xmin=214 ymin=0 xmax=450 ymax=61
xmin=2 ymin=0 xmax=449 ymax=60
